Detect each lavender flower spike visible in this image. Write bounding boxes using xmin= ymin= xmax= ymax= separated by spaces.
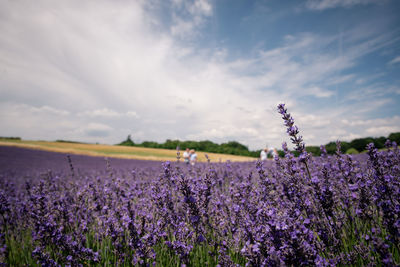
xmin=277 ymin=103 xmax=306 ymax=155
xmin=277 ymin=103 xmax=312 ymax=179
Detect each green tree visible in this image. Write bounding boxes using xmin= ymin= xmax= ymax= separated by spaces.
xmin=141 ymin=141 xmax=159 ymax=148
xmin=345 ymin=148 xmax=359 ymax=154
xmin=350 ymin=137 xmax=375 ymax=152
xmin=374 ymin=136 xmax=386 ymax=149
xmin=306 ymin=146 xmax=321 ymax=156
xmin=118 ymin=135 xmax=135 ymax=146
xmin=341 ymin=141 xmax=351 ymax=153
xmin=388 ymin=132 xmax=400 ymax=144
xmin=164 ymin=139 xmax=180 ymax=149
xmin=325 ymin=142 xmax=337 ymax=154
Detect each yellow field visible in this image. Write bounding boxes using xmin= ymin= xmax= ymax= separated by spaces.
xmin=0 ymin=139 xmax=256 ymax=162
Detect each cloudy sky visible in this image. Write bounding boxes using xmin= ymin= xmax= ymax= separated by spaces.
xmin=1 ymin=0 xmax=399 ymax=150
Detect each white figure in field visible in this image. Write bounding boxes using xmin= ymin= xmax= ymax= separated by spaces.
xmin=260 ymin=148 xmax=268 ymax=161
xmin=269 ymin=147 xmax=278 ymax=158
xmin=260 ymin=146 xmax=278 ymax=160
xmin=183 ymin=148 xmax=190 ymax=164
xmin=190 ymin=149 xmax=197 ymax=166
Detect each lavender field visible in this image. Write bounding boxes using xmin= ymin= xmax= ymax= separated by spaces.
xmin=1 ymin=105 xmax=399 ymax=266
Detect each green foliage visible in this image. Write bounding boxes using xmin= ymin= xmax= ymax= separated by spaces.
xmin=250 ymin=150 xmax=262 ymax=158
xmin=388 ymin=132 xmax=400 ymax=144
xmin=118 ymin=136 xmax=258 ymax=158
xmin=345 ymin=148 xmax=359 ymax=155
xmin=292 ymin=150 xmax=300 ymax=157
xmin=5 ymin=229 xmax=34 ymax=265
xmin=341 ymin=141 xmax=351 ymax=153
xmin=306 ymin=146 xmax=321 ymax=156
xmin=4 ymin=227 xmax=244 ymax=266
xmin=350 ymin=137 xmax=375 ymax=152
xmin=141 ymin=141 xmax=160 ymax=148
xmin=118 ymin=135 xmax=135 ymax=146
xmin=325 ymin=141 xmax=337 ymax=155
xmin=0 ymin=136 xmax=21 ymax=140
xmin=320 ymin=135 xmax=391 ymax=155
xmin=55 ymin=140 xmax=86 ymax=144
xmin=117 ymin=132 xmax=400 ymax=158
xmin=163 ymin=139 xmax=180 ymax=149
xmin=374 ymin=136 xmax=386 ymax=149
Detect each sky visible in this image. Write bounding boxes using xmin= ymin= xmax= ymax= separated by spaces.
xmin=0 ymin=0 xmax=400 ymax=151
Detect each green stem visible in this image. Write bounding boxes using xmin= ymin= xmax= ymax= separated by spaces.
xmin=304 ymin=161 xmax=312 ymax=181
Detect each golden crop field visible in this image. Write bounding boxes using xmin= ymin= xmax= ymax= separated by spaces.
xmin=0 ymin=139 xmax=256 ymax=162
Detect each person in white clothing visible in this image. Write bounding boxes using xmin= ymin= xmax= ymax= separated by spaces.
xmin=183 ymin=148 xmax=190 ymax=164
xmin=260 ymin=148 xmax=268 ymax=161
xmin=190 ymin=149 xmax=197 ymax=166
xmin=269 ymin=147 xmax=278 ymax=158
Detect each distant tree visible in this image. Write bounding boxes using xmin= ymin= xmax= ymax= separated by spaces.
xmin=350 ymin=137 xmax=375 ymax=152
xmin=118 ymin=135 xmax=135 ymax=146
xmin=325 ymin=142 xmax=337 ymax=154
xmin=251 ymin=150 xmax=262 ymax=158
xmin=56 ymin=140 xmax=87 ymax=144
xmin=141 ymin=141 xmax=159 ymax=148
xmin=292 ymin=150 xmax=300 ymax=157
xmin=345 ymin=148 xmax=359 ymax=155
xmin=374 ymin=136 xmax=386 ymax=149
xmin=198 ymin=140 xmax=218 ymax=152
xmin=164 ymin=139 xmax=180 ymax=149
xmin=388 ymin=132 xmax=400 ymax=144
xmin=0 ymin=136 xmax=21 ymax=140
xmin=341 ymin=141 xmax=351 ymax=153
xmin=116 ymin=131 xmax=400 ymax=158
xmin=224 ymin=141 xmax=249 ymax=151
xmin=306 ymin=146 xmax=321 ymax=156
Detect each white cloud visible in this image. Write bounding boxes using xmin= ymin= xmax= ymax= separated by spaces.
xmin=0 ymin=1 xmax=398 ymax=150
xmin=171 ymin=17 xmax=197 ymax=37
xmin=341 ymin=116 xmax=400 ymax=128
xmin=298 ymin=114 xmax=331 ymax=128
xmin=126 ymin=111 xmax=139 ymax=118
xmin=0 ymin=102 xmax=78 ymax=141
xmin=307 ymin=86 xmax=335 ymax=98
xmin=191 ymin=0 xmax=212 ymax=16
xmin=331 ymin=133 xmax=362 ymax=141
xmin=389 ymin=56 xmax=400 ymax=65
xmin=84 ymin=123 xmax=113 ymax=137
xmin=78 ymin=108 xmax=139 ymax=118
xmin=29 ymin=105 xmax=70 ymax=116
xmin=170 ymin=0 xmax=212 ymax=38
xmin=366 ymin=125 xmax=400 ymax=136
xmin=328 ymin=116 xmax=400 ymax=141
xmin=325 ymin=74 xmax=354 ymax=85
xmin=306 ymin=0 xmax=381 ymax=10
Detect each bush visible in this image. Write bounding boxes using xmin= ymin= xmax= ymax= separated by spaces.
xmin=118 ymin=135 xmax=135 ymax=146
xmin=306 ymin=146 xmax=321 ymax=156
xmin=0 ymin=136 xmax=21 ymax=140
xmin=389 ymin=132 xmax=400 ymax=144
xmin=345 ymin=148 xmax=359 ymax=154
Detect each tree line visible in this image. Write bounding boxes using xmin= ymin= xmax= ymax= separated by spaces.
xmin=118 ymin=132 xmax=400 ymax=158
xmin=118 ymin=135 xmax=260 ymax=157
xmin=305 ymin=132 xmax=400 ymax=156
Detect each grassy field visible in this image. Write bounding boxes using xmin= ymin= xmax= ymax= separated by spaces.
xmin=0 ymin=138 xmax=256 ymax=162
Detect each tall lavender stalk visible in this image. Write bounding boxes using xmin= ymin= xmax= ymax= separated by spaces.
xmin=277 ymin=103 xmax=311 ymax=180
